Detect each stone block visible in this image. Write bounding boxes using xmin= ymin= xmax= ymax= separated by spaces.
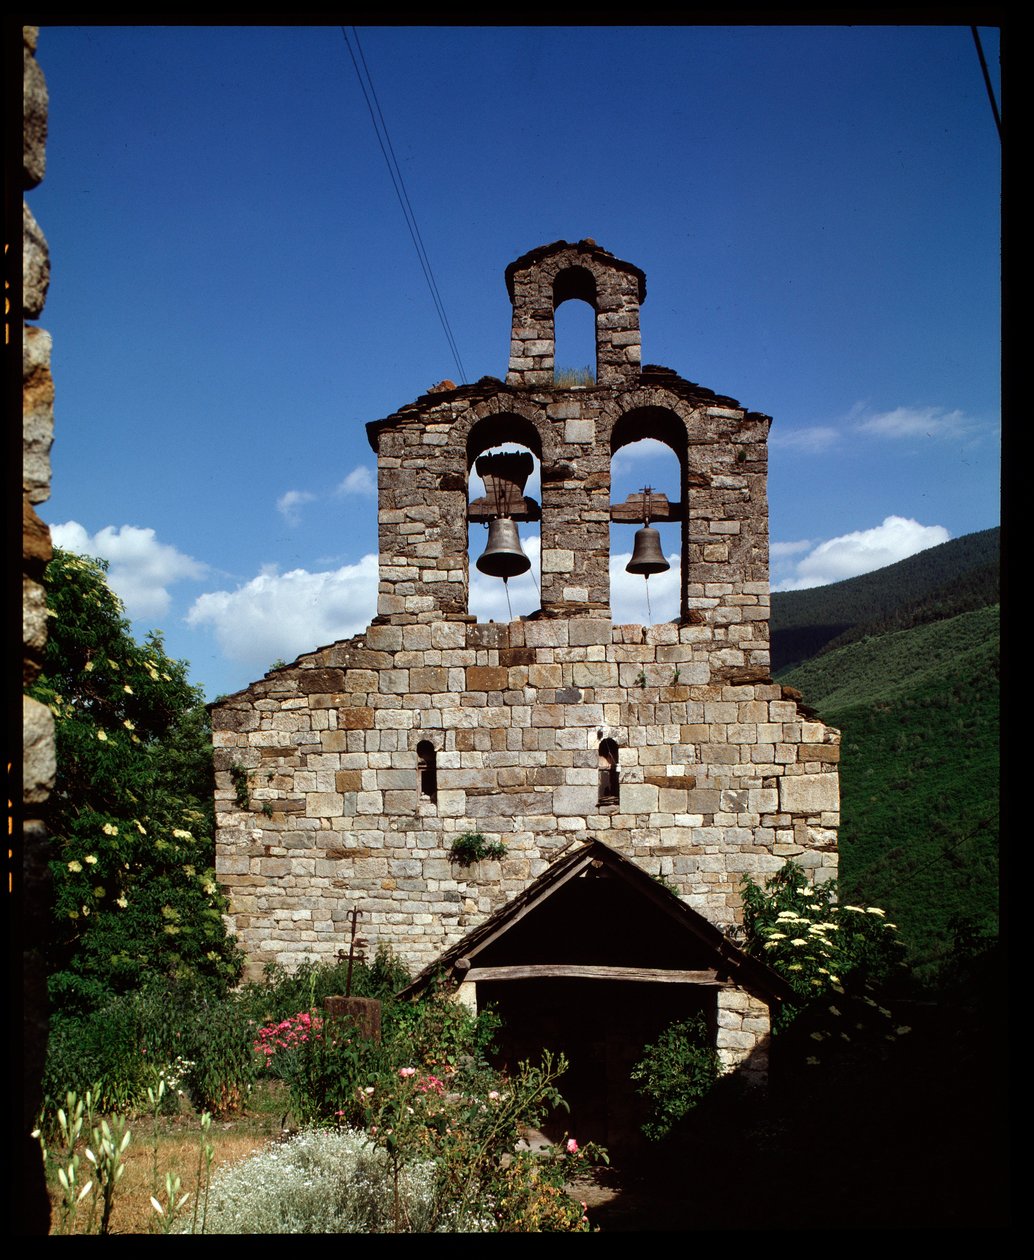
xmin=621 ymin=783 xmax=659 ymax=814
xmin=467 ymin=666 xmax=509 ymax=692
xmin=553 ymin=785 xmax=598 ymax=816
xmin=340 ymin=708 xmax=375 ymax=730
xmin=779 ymin=773 xmax=840 ymax=815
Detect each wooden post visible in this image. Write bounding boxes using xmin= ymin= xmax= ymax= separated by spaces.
xmin=324 ymin=995 xmax=382 ymax=1042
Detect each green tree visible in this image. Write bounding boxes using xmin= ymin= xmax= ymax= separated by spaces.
xmin=31 ymin=549 xmax=242 ymax=1014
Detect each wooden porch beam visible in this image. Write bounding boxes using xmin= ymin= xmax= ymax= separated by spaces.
xmin=462 ymin=964 xmax=725 ymax=985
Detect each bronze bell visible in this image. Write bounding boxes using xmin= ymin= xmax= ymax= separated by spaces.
xmin=626 ymin=524 xmax=670 ymax=576
xmin=476 ymin=517 xmax=531 ymax=579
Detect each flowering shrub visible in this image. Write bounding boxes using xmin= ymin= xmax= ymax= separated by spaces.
xmin=253 ymin=1011 xmax=324 ymax=1073
xmin=359 ymin=1050 xmax=604 ymax=1232
xmin=741 ymin=861 xmax=908 ymax=1044
xmin=32 ymin=549 xmax=242 ymax=1017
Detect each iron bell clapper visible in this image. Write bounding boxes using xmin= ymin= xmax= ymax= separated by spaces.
xmin=626 ymin=524 xmax=670 ymax=621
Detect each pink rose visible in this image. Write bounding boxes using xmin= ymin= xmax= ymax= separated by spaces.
xmin=566 ymin=1138 xmax=579 ymax=1154
xmin=399 ymin=1067 xmax=416 ymax=1078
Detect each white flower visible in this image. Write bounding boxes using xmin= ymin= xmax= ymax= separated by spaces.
xmin=84 ymin=854 xmax=98 ymax=865
xmin=172 ymin=829 xmax=192 ymax=840
xmin=866 ymin=907 xmax=886 ymax=917
xmin=96 ymin=730 xmax=108 ymax=742
xmin=102 ymin=823 xmax=118 ymax=836
xmin=67 ymin=860 xmax=82 ymax=873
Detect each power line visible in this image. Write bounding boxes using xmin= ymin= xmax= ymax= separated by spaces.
xmin=970 ymin=26 xmax=1001 ymax=142
xmin=340 ymin=26 xmax=468 ymax=384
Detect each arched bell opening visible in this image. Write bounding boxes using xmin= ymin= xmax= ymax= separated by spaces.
xmin=610 ymin=411 xmax=685 ymax=625
xmin=553 ymin=266 xmax=598 ymax=385
xmin=467 ymin=414 xmax=542 ymax=622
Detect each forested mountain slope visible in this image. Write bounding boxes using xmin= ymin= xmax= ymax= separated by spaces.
xmin=781 ymin=604 xmax=999 ymax=977
xmin=771 ymin=526 xmax=999 ymax=673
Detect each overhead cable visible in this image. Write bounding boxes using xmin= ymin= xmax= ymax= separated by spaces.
xmin=341 ymin=26 xmax=468 ymax=384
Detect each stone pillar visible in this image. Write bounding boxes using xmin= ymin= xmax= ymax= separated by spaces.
xmin=716 ymin=986 xmax=770 ymax=1086
xmin=20 ymin=23 xmax=54 ymax=1236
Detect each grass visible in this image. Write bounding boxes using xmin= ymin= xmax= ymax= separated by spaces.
xmin=43 ymin=1083 xmax=286 ymax=1235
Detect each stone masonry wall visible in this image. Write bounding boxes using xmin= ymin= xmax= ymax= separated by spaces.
xmin=213 ymin=615 xmax=839 ymax=977
xmin=21 ymin=24 xmax=55 ymax=1235
xmin=213 ymin=241 xmax=839 ymax=982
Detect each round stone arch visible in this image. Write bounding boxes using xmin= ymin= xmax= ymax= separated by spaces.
xmin=454 ymin=404 xmax=553 ymax=618
xmin=606 ymin=404 xmax=695 ymax=623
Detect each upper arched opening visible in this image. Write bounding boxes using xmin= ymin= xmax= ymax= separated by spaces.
xmin=553 ymin=265 xmax=597 ymax=310
xmin=467 ymin=412 xmax=543 ymax=470
xmin=611 ymin=407 xmax=687 ymax=467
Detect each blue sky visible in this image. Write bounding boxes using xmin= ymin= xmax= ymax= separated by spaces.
xmin=29 ymin=24 xmax=1000 ymax=700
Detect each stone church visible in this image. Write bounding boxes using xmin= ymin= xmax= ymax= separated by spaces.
xmin=212 ymin=240 xmax=840 ymax=1127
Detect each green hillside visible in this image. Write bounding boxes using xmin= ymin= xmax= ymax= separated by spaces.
xmin=771 ymin=526 xmax=999 ymax=672
xmin=781 ymin=604 xmax=999 ymax=977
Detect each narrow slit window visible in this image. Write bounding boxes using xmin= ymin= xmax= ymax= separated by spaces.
xmin=417 ymin=740 xmax=437 ymax=803
xmin=598 ymin=738 xmax=619 ymax=806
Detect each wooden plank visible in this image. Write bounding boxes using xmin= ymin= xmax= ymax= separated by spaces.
xmin=468 ymin=493 xmax=541 ymax=523
xmin=464 ymin=964 xmax=724 ymax=985
xmin=610 ymin=493 xmax=684 ymax=523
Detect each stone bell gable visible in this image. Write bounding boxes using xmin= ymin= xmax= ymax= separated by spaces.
xmin=212 ymin=239 xmax=839 ymax=980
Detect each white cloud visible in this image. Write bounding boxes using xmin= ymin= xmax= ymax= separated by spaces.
xmin=773 ymin=516 xmax=950 ymax=591
xmin=611 ymin=438 xmax=674 ymax=469
xmin=856 ymin=405 xmax=970 ymax=441
xmin=469 ymin=533 xmax=542 ymax=621
xmin=770 ymin=539 xmax=813 ymax=558
xmin=336 ymin=466 xmax=376 ymax=497
xmin=611 ymin=548 xmax=680 ymax=625
xmin=467 ymin=529 xmax=682 ymax=626
xmin=51 ymin=521 xmax=206 ymax=619
xmin=186 ymin=555 xmax=379 ymax=671
xmin=769 ymin=425 xmax=840 ymax=453
xmin=276 ymin=489 xmax=316 ymax=524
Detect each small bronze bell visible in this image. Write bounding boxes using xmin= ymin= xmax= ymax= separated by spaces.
xmin=626 ymin=524 xmax=670 ymax=576
xmin=476 ymin=517 xmax=531 ymax=579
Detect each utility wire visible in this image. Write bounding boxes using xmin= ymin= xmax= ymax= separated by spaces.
xmin=341 ymin=26 xmax=468 ymax=384
xmin=970 ymin=26 xmax=1002 ymax=141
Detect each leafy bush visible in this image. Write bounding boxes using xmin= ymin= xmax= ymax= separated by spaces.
xmin=31 ymin=550 xmax=242 ymax=1015
xmin=629 ymin=1014 xmax=720 ymax=1140
xmin=741 ymin=861 xmax=909 ymax=1059
xmin=185 ymin=1128 xmax=440 ymax=1234
xmin=741 ymin=861 xmax=905 ymax=1012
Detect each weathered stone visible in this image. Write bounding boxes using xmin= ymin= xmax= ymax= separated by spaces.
xmin=212 ymin=240 xmax=838 ymax=1016
xmin=23 ymin=696 xmax=55 ymax=805
xmin=779 ymin=773 xmax=840 ymax=815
